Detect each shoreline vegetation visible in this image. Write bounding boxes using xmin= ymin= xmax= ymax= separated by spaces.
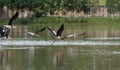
xmin=0 ymin=17 xmax=120 ymax=25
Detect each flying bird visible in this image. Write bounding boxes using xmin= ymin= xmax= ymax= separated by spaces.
xmin=0 ymin=11 xmax=19 ymax=38
xmin=25 ymin=27 xmax=46 ymax=37
xmin=47 ymin=24 xmax=86 ymax=45
xmin=47 ymin=24 xmax=86 ymax=39
xmin=46 ymin=24 xmax=64 ymax=45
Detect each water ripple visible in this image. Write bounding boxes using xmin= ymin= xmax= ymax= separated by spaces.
xmin=0 ymin=39 xmax=120 ymax=46
xmin=86 ymin=37 xmax=120 ymax=40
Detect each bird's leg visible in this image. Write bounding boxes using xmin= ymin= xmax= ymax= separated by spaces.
xmin=50 ymin=39 xmax=57 ymax=45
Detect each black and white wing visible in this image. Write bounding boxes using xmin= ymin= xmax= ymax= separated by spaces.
xmin=0 ymin=26 xmax=5 ymax=36
xmin=0 ymin=26 xmax=5 ymax=32
xmin=25 ymin=31 xmax=40 ymax=37
xmin=8 ymin=11 xmax=19 ymax=25
xmin=64 ymin=32 xmax=86 ymax=38
xmin=47 ymin=27 xmax=57 ymax=36
xmin=56 ymin=24 xmax=64 ymax=37
xmin=35 ymin=27 xmax=46 ymax=34
xmin=25 ymin=32 xmax=35 ymax=36
xmin=0 ymin=26 xmax=10 ymax=37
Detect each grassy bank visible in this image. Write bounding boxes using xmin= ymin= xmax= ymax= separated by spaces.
xmin=0 ymin=17 xmax=120 ymax=25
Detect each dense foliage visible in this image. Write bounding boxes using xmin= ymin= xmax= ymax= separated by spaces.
xmin=4 ymin=0 xmax=40 ymax=10
xmin=106 ymin=0 xmax=120 ymax=14
xmin=3 ymin=0 xmax=91 ymax=15
xmin=0 ymin=0 xmax=4 ymax=8
xmin=1 ymin=0 xmax=120 ymax=17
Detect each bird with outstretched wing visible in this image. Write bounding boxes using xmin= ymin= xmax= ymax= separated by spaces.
xmin=25 ymin=27 xmax=46 ymax=37
xmin=0 ymin=11 xmax=19 ymax=38
xmin=47 ymin=24 xmax=86 ymax=45
xmin=8 ymin=11 xmax=19 ymax=26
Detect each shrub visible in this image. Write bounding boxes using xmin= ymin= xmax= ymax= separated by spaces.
xmin=34 ymin=10 xmax=47 ymax=17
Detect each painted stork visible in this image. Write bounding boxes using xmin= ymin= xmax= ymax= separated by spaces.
xmin=47 ymin=24 xmax=86 ymax=45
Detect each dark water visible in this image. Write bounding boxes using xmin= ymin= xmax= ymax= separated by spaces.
xmin=0 ymin=46 xmax=120 ymax=70
xmin=0 ymin=24 xmax=120 ymax=70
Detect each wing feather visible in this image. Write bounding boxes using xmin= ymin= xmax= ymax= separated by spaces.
xmin=56 ymin=24 xmax=64 ymax=36
xmin=47 ymin=27 xmax=56 ymax=36
xmin=8 ymin=11 xmax=19 ymax=25
xmin=35 ymin=27 xmax=46 ymax=34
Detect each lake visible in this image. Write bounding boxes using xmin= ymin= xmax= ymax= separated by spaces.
xmin=0 ymin=23 xmax=120 ymax=70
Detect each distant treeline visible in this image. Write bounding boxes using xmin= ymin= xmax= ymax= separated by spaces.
xmin=0 ymin=0 xmax=120 ymax=17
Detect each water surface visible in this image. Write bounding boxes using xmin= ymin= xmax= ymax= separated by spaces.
xmin=0 ymin=24 xmax=120 ymax=70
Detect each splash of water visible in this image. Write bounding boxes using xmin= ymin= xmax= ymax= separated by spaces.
xmin=0 ymin=39 xmax=120 ymax=46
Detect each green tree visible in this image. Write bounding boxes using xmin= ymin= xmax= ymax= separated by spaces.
xmin=0 ymin=0 xmax=4 ymax=8
xmin=63 ymin=0 xmax=91 ymax=13
xmin=3 ymin=0 xmax=92 ymax=17
xmin=80 ymin=0 xmax=91 ymax=14
xmin=4 ymin=0 xmax=41 ymax=10
xmin=106 ymin=0 xmax=120 ymax=14
xmin=89 ymin=0 xmax=99 ymax=16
